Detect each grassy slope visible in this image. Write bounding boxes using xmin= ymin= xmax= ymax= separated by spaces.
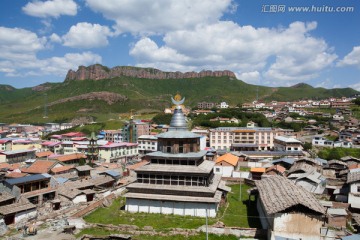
xmin=0 ymin=75 xmax=358 ymax=123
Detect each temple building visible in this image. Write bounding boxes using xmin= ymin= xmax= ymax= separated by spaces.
xmin=125 ymin=96 xmax=229 ymax=217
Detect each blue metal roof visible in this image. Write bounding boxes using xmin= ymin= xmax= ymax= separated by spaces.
xmin=341 ymin=235 xmax=360 ymax=240
xmin=104 ymin=170 xmax=121 ymax=178
xmin=5 ymin=173 xmax=51 ymax=185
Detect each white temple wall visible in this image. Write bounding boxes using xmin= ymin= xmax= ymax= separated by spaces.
xmin=126 ymin=198 xmax=217 ymax=217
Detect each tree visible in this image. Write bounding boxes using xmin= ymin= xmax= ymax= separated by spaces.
xmin=303 ymin=142 xmax=312 ymax=151
xmin=352 ymin=97 xmax=360 ymax=106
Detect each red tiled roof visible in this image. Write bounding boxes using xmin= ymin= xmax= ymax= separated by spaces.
xmin=0 ymin=163 xmax=21 ymax=170
xmin=36 ymin=151 xmax=54 ymax=158
xmin=266 ymin=165 xmax=286 ymax=174
xmin=51 ymin=165 xmax=75 ymax=174
xmin=61 ymin=132 xmax=85 ymax=137
xmin=21 ymin=160 xmax=60 ymax=174
xmin=6 ymin=172 xmax=28 ymax=178
xmin=127 ymin=160 xmax=149 ymax=170
xmin=53 ymin=153 xmax=86 ymax=162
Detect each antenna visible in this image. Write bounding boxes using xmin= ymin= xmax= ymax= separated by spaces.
xmin=43 ymin=93 xmax=48 ymax=118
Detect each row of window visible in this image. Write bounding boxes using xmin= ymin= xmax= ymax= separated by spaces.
xmin=137 ymin=174 xmax=210 ymax=187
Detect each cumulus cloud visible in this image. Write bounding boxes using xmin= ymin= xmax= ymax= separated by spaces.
xmin=22 ymin=0 xmax=77 ymax=18
xmin=130 ymin=21 xmax=337 ymax=86
xmin=0 ymin=26 xmax=101 ymax=77
xmin=237 ymin=71 xmax=260 ymax=84
xmin=350 ymin=82 xmax=360 ymax=91
xmin=337 ymin=46 xmax=360 ymax=68
xmin=60 ymin=22 xmax=115 ymax=48
xmin=85 ymin=0 xmax=232 ymax=35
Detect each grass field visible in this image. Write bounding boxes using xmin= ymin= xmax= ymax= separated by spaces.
xmin=79 ymin=183 xmax=260 ymax=239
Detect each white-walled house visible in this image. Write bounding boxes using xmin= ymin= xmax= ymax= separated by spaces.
xmin=347 ymin=170 xmax=360 ymax=209
xmin=214 ymin=153 xmax=239 ymax=177
xmin=98 ymin=142 xmax=138 ymax=163
xmin=274 ymin=136 xmax=303 ymax=152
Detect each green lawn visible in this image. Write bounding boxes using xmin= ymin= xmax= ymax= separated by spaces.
xmin=81 ymin=184 xmax=260 ymax=238
xmin=220 ymin=184 xmax=261 ymax=228
xmin=76 ymin=227 xmax=238 ymax=240
xmin=84 ymin=197 xmax=215 ymax=230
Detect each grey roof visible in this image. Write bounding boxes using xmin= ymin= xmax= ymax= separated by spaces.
xmin=0 ymin=191 xmax=15 ymax=202
xmin=238 ymin=151 xmax=304 ymax=156
xmin=136 ymin=159 xmax=215 ymax=174
xmin=288 ymin=162 xmax=317 ymax=174
xmin=5 ymin=173 xmax=51 ymax=185
xmin=327 ymin=159 xmax=348 ymax=167
xmin=272 ymin=157 xmax=295 ymax=165
xmin=341 ymin=156 xmax=360 ymax=162
xmin=146 ymin=150 xmax=207 ymax=159
xmin=0 ymin=202 xmax=36 ymax=215
xmin=125 ymin=190 xmax=222 ymax=203
xmin=327 ymin=208 xmax=347 ymax=216
xmin=256 ymin=176 xmax=325 ymax=215
xmin=75 ymin=165 xmax=93 ymax=171
xmin=231 ymin=143 xmax=258 ymax=147
xmin=347 ymin=171 xmax=360 ymax=184
xmin=156 ymin=131 xmax=200 ymax=139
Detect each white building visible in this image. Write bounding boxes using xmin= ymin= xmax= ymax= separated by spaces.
xmin=218 ymin=102 xmax=229 ymax=109
xmin=137 ymin=135 xmax=158 ymax=154
xmin=209 ymin=127 xmax=287 ymax=151
xmin=347 ymin=170 xmax=360 ymax=209
xmin=312 ymin=136 xmax=334 ymax=147
xmin=274 ymin=136 xmax=303 ymax=152
xmin=98 ymin=142 xmax=138 ymax=163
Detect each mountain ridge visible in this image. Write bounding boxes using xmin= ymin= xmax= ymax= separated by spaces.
xmin=65 ymin=64 xmax=236 ymax=81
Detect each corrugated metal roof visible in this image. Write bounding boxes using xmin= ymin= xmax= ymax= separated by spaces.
xmin=5 ymin=173 xmax=51 ymax=185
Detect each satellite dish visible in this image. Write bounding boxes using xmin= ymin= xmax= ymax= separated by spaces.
xmin=171 ymin=96 xmax=185 ymax=105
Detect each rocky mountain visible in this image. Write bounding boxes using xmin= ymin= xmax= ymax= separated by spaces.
xmin=65 ymin=64 xmax=236 ymax=81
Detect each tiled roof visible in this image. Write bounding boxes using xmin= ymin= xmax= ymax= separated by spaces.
xmin=5 ymin=172 xmax=28 ymax=178
xmin=126 ymin=160 xmax=149 ymax=170
xmin=53 ymin=153 xmax=86 ymax=162
xmin=21 ymin=160 xmax=59 ymax=174
xmin=50 ymin=165 xmax=75 ymax=174
xmin=347 ymin=171 xmax=360 ymax=184
xmin=266 ymin=165 xmax=286 ymax=174
xmin=36 ymin=151 xmax=54 ymax=158
xmin=256 ymin=176 xmax=325 ymax=215
xmin=215 ymin=153 xmax=239 ymax=166
xmin=0 ymin=202 xmax=36 ymax=215
xmin=0 ymin=162 xmax=22 ymax=170
xmin=0 ymin=191 xmax=15 ymax=202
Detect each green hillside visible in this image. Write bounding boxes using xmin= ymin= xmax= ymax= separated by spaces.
xmin=0 ymin=72 xmax=358 ymax=124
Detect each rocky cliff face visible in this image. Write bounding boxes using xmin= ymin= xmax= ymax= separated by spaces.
xmin=65 ymin=64 xmax=236 ymax=81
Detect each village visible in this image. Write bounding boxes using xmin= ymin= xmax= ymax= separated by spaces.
xmin=0 ymin=94 xmax=360 ymax=240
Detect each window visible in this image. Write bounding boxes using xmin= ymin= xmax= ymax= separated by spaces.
xmin=215 ymin=167 xmax=220 ymax=172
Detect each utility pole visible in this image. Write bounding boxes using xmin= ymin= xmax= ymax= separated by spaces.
xmin=205 ymin=205 xmax=208 ymax=240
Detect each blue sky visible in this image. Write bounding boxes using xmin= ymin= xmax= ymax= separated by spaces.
xmin=0 ymin=0 xmax=359 ymax=90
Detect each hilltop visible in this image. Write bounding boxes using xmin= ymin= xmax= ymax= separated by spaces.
xmin=0 ymin=64 xmax=358 ymax=124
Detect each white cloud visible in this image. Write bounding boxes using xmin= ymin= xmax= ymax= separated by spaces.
xmin=0 ymin=27 xmax=101 ymax=77
xmin=39 ymin=52 xmax=102 ymax=75
xmin=85 ymin=0 xmax=232 ymax=35
xmin=61 ymin=22 xmax=115 ymax=48
xmin=237 ymin=71 xmax=260 ymax=84
xmin=350 ymin=82 xmax=360 ymax=91
xmin=22 ymin=0 xmax=77 ymax=18
xmin=49 ymin=33 xmax=62 ymax=43
xmin=130 ymin=21 xmax=337 ymax=86
xmin=337 ymin=46 xmax=360 ymax=68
